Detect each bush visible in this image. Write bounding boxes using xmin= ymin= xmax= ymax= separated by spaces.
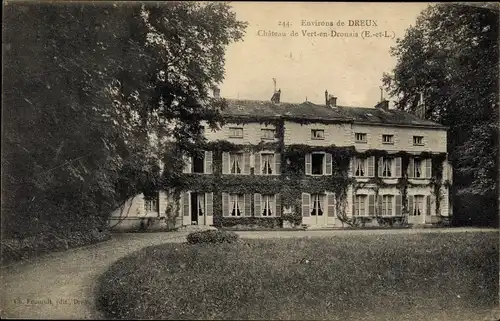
xmin=186 ymin=229 xmax=239 ymax=244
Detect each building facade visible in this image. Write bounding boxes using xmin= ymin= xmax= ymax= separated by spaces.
xmin=109 ymin=90 xmax=452 ymax=230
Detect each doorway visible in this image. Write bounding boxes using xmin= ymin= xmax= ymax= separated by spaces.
xmin=190 ymin=193 xmax=205 ymax=225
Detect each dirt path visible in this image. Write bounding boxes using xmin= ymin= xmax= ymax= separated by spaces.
xmin=0 ymin=232 xmax=188 ymax=319
xmin=1 ymin=228 xmax=497 ymax=319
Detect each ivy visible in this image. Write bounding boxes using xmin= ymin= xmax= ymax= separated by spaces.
xmin=159 ymin=118 xmax=449 ymax=228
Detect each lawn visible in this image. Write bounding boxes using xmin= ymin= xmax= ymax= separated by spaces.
xmin=96 ymin=231 xmax=498 ymax=320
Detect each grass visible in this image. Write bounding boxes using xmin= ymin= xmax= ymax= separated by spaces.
xmin=96 ymin=231 xmax=499 ymax=320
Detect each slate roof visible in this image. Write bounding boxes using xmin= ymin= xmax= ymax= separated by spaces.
xmin=221 ymin=99 xmax=446 ymax=129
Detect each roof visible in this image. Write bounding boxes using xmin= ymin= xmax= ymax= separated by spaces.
xmin=221 ymin=99 xmax=446 ymax=129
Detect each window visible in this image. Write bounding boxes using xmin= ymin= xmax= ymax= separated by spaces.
xmin=355 ymin=158 xmax=366 ymax=177
xmin=414 ymin=159 xmax=423 ymax=178
xmin=354 ymin=195 xmax=367 ymax=216
xmin=229 ymin=127 xmax=243 ymax=138
xmin=192 ymin=153 xmax=204 ymax=173
xmin=261 ymin=128 xmax=275 ymax=140
xmin=230 ymin=153 xmax=243 ymax=174
xmin=311 ymin=153 xmax=325 ymax=175
xmin=311 ymin=129 xmax=325 ymax=140
xmin=230 ymin=194 xmax=244 ymax=217
xmin=412 ymin=195 xmax=424 ymax=216
xmin=261 ymin=153 xmax=274 ymax=175
xmin=381 ymin=158 xmax=393 ymax=178
xmin=144 ymin=194 xmax=159 ymax=212
xmin=381 ymin=195 xmax=393 ymax=216
xmin=413 ymin=136 xmax=424 ymax=146
xmin=311 ymin=194 xmax=324 ymax=216
xmin=261 ymin=194 xmax=275 ymax=216
xmin=382 ymin=134 xmax=394 ymax=144
xmin=355 ymin=133 xmax=367 ymax=143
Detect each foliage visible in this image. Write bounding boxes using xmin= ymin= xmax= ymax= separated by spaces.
xmin=2 ymin=2 xmax=246 ymax=239
xmin=383 ymin=4 xmax=498 ymax=226
xmin=186 ymin=229 xmax=239 ymax=244
xmin=96 ymin=232 xmax=498 ymax=319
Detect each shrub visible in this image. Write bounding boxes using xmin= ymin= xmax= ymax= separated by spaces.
xmin=186 ymin=229 xmax=239 ymax=244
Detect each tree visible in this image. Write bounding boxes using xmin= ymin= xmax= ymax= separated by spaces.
xmin=383 ymin=4 xmax=498 ymax=226
xmin=2 ymin=1 xmax=246 ymax=238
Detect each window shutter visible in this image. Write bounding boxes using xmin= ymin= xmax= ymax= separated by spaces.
xmin=254 ymin=153 xmax=261 ymax=175
xmin=408 ymin=158 xmax=414 ymax=178
xmin=222 ymin=192 xmax=229 ymax=217
xmin=349 ymin=157 xmax=354 ymax=177
xmin=425 ymin=159 xmax=432 ymax=178
xmin=426 ymin=195 xmax=431 ymax=216
xmin=275 ymin=153 xmax=281 ymax=175
xmin=305 ymin=153 xmax=312 ymax=175
xmin=395 ymin=195 xmax=402 ymax=216
xmin=352 ymin=194 xmax=356 ymax=217
xmin=325 ymin=153 xmax=332 ymax=175
xmin=378 ymin=157 xmax=383 ymax=177
xmin=368 ymin=156 xmax=375 ymax=177
xmin=243 ymin=153 xmax=251 ymax=175
xmin=275 ymin=193 xmax=281 ymax=217
xmin=368 ymin=195 xmax=375 ymax=216
xmin=448 ymin=163 xmax=453 ymax=183
xmin=254 ymin=193 xmax=261 ymax=217
xmin=377 ymin=195 xmax=383 ymax=216
xmin=222 ymin=152 xmax=230 ymax=174
xmin=183 ymin=155 xmax=192 ymax=173
xmin=301 ymin=193 xmax=310 ymax=217
xmin=244 ymin=194 xmax=251 ymax=216
xmin=395 ymin=157 xmax=402 ymax=178
xmin=183 ymin=192 xmax=190 ymax=217
xmin=204 ymin=151 xmax=213 ymax=174
xmin=408 ymin=195 xmax=414 ymax=216
xmin=327 ymin=193 xmax=335 ymax=217
xmin=206 ymin=192 xmax=213 ymax=216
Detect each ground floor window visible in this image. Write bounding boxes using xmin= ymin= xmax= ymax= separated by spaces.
xmin=261 ymin=194 xmax=275 ymax=216
xmin=144 ymin=193 xmax=159 ymax=212
xmin=381 ymin=195 xmax=393 ymax=216
xmin=230 ymin=194 xmax=244 ymax=217
xmin=354 ymin=195 xmax=367 ymax=216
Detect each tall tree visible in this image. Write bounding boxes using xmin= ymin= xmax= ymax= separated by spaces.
xmin=2 ymin=1 xmax=246 ymax=238
xmin=383 ymin=4 xmax=498 ymax=225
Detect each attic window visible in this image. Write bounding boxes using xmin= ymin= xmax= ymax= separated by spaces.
xmin=355 ymin=133 xmax=367 ymax=143
xmin=229 ymin=127 xmax=243 ymax=138
xmin=382 ymin=134 xmax=394 ymax=144
xmin=311 ymin=129 xmax=325 ymax=140
xmin=413 ymin=136 xmax=424 ymax=146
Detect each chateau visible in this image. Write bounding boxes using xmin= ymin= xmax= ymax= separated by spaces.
xmin=109 ymin=88 xmax=452 ymax=230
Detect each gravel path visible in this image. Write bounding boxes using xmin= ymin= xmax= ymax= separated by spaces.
xmin=0 ymin=227 xmax=497 ymax=319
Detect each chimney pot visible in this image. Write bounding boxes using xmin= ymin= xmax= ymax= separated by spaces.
xmin=271 ymin=88 xmax=281 ymax=103
xmin=325 ymin=90 xmax=328 ymax=105
xmin=375 ymin=99 xmax=389 ymax=111
xmin=325 ymin=91 xmax=337 ymax=107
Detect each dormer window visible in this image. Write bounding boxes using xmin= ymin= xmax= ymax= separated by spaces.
xmin=311 ymin=129 xmax=325 ymax=140
xmin=261 ymin=128 xmax=276 ymax=140
xmin=413 ymin=136 xmax=424 ymax=146
xmin=382 ymin=134 xmax=394 ymax=144
xmin=229 ymin=127 xmax=243 ymax=138
xmin=355 ymin=133 xmax=367 ymax=143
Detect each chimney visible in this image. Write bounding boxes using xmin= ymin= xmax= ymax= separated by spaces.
xmin=212 ymin=86 xmax=220 ymax=98
xmin=271 ymin=88 xmax=281 ymax=103
xmin=325 ymin=90 xmax=337 ymax=107
xmin=416 ymin=92 xmax=426 ymax=119
xmin=374 ymin=99 xmax=389 ymax=111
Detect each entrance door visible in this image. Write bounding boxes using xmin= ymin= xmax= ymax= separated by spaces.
xmin=189 ymin=193 xmax=205 ymax=225
xmin=310 ymin=194 xmax=327 ymax=228
xmin=408 ymin=195 xmax=425 ymax=224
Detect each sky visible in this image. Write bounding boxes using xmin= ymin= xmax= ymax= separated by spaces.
xmin=219 ymin=2 xmax=431 ymax=108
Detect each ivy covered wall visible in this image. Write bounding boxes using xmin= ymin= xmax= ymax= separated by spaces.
xmin=160 ymin=118 xmax=451 ymax=228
